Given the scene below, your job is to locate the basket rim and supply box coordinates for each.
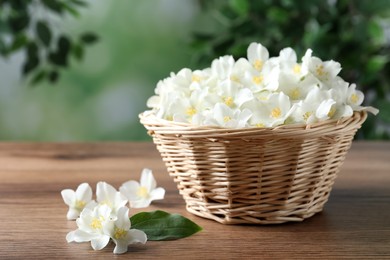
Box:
[139,110,367,136]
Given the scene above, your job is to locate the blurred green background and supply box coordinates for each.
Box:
[0,0,389,141]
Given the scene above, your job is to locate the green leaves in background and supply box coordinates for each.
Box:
[0,0,99,84]
[130,210,202,241]
[193,0,390,139]
[36,21,52,47]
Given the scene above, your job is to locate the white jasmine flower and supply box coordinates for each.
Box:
[120,168,165,208]
[229,58,252,85]
[316,99,337,120]
[247,42,269,71]
[291,87,331,124]
[96,182,128,214]
[61,183,97,220]
[307,56,342,83]
[211,55,235,80]
[216,80,254,108]
[244,92,293,127]
[66,204,114,251]
[346,83,364,108]
[278,73,319,101]
[109,207,147,254]
[205,103,252,128]
[146,42,377,127]
[243,62,280,92]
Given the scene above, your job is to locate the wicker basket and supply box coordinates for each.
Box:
[140,111,367,224]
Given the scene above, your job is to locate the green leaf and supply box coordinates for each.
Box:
[58,35,71,53]
[130,210,202,241]
[72,44,84,60]
[49,36,71,67]
[8,13,30,33]
[80,32,99,44]
[36,21,52,47]
[48,70,59,83]
[63,4,80,17]
[30,70,47,85]
[229,0,249,17]
[41,0,64,14]
[366,55,388,74]
[376,99,390,123]
[23,55,39,75]
[10,33,28,52]
[70,0,88,7]
[27,41,38,57]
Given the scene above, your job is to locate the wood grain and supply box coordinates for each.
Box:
[0,142,389,259]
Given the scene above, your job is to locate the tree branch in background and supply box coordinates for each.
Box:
[0,0,99,84]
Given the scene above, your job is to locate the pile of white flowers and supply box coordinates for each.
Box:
[147,42,378,128]
[62,169,165,254]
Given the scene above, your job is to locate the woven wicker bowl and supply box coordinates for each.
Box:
[140,111,367,224]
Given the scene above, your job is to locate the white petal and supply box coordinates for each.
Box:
[130,199,151,209]
[97,204,113,220]
[120,181,141,201]
[75,183,93,202]
[114,192,128,211]
[354,106,379,115]
[61,189,75,206]
[96,182,117,204]
[113,240,129,254]
[146,95,160,108]
[324,60,341,79]
[85,200,98,210]
[91,235,110,250]
[66,208,80,220]
[127,229,147,244]
[140,168,157,191]
[247,42,269,64]
[316,99,335,120]
[279,47,297,63]
[150,187,165,201]
[115,207,131,230]
[67,229,97,243]
[235,88,254,107]
[66,230,76,242]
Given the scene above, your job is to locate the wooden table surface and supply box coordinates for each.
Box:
[0,142,389,259]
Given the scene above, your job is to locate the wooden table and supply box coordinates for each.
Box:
[0,142,389,259]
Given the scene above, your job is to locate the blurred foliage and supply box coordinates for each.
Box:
[0,1,196,141]
[192,0,390,139]
[0,0,98,84]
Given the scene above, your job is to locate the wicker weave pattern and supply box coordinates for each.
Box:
[140,111,367,224]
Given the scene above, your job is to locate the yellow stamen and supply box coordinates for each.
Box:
[316,65,325,76]
[136,186,149,198]
[293,64,301,74]
[191,75,201,83]
[223,116,232,123]
[75,200,86,210]
[271,107,282,118]
[350,94,359,104]
[186,107,197,116]
[256,123,265,128]
[290,88,300,99]
[303,111,312,121]
[113,226,128,240]
[224,97,234,107]
[100,200,113,208]
[252,75,264,85]
[165,115,173,121]
[90,218,102,229]
[254,60,263,70]
[230,75,240,82]
[328,106,336,118]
